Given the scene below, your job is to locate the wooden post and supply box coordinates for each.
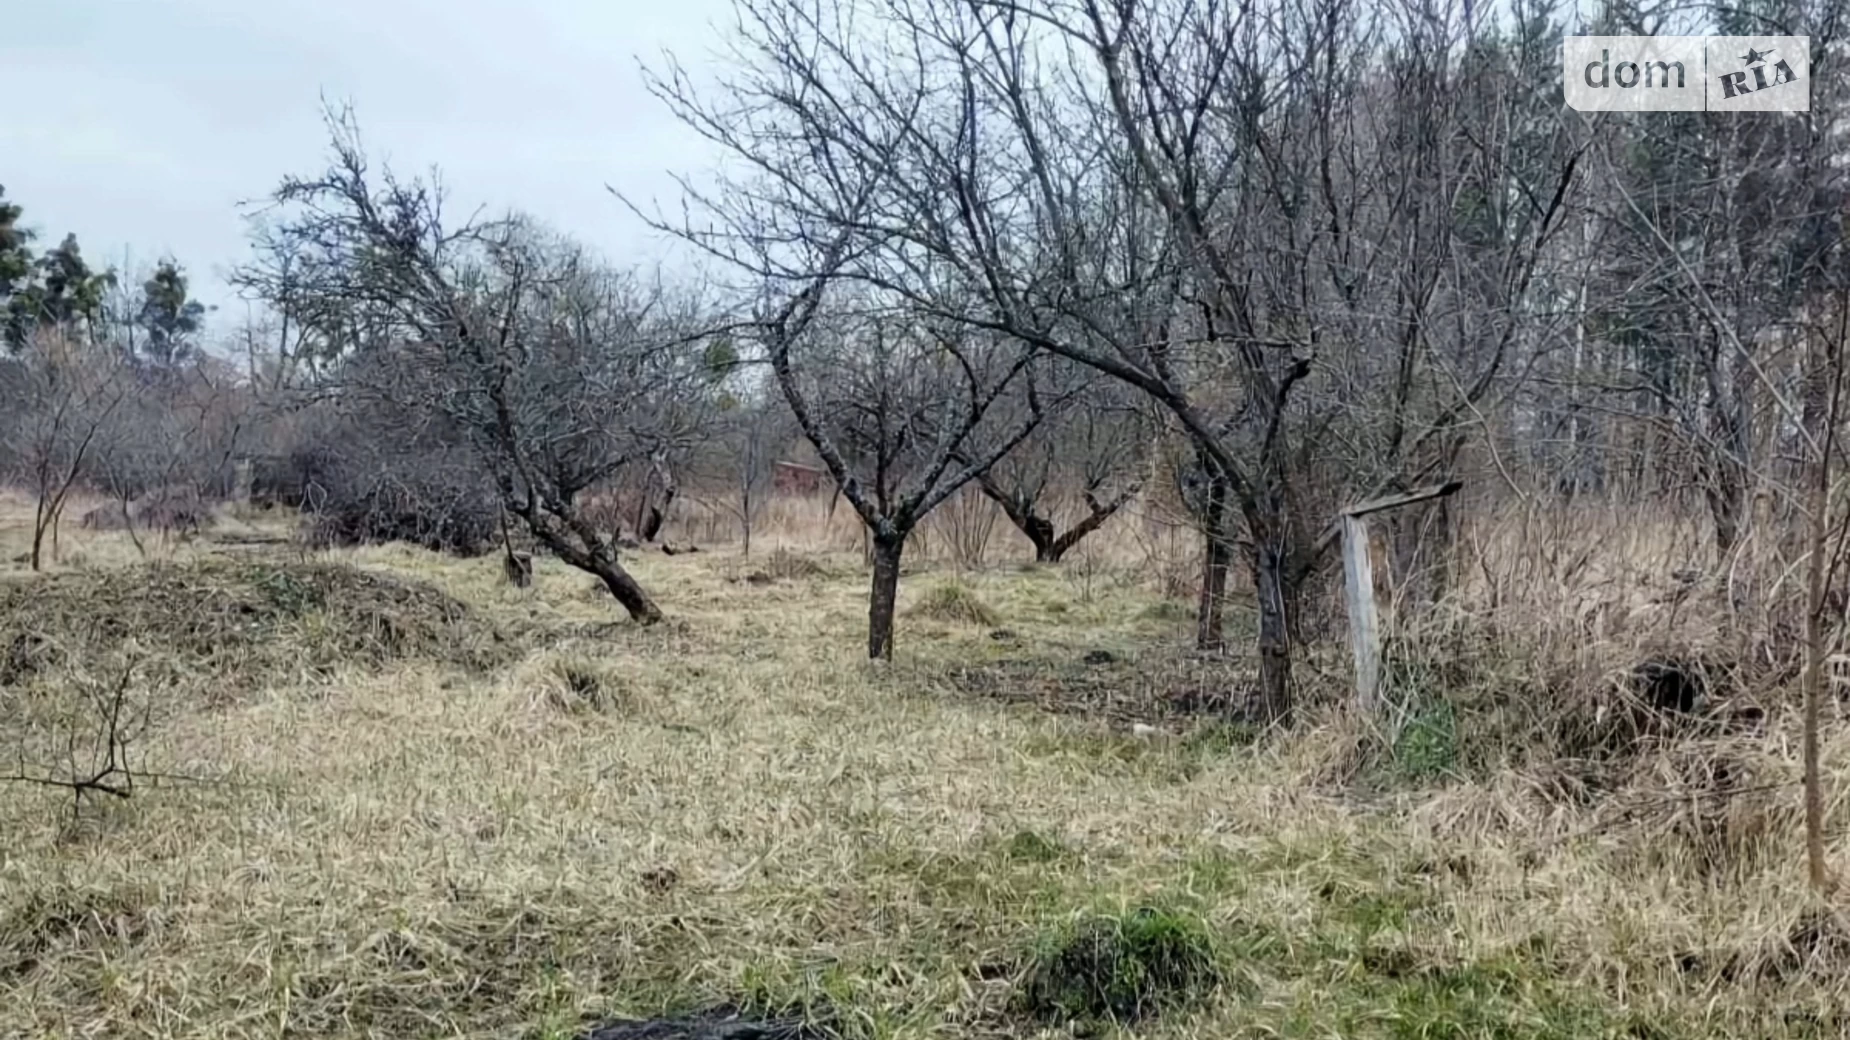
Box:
[1341,514,1381,712]
[504,550,533,588]
[1336,480,1462,712]
[232,457,254,507]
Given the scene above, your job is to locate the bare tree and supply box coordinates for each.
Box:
[706,382,795,556]
[768,302,1041,658]
[971,366,1148,563]
[2,660,149,810]
[90,359,249,554]
[242,110,712,624]
[647,0,1578,716]
[11,329,128,570]
[1800,294,1848,892]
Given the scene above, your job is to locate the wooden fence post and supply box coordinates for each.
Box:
[1333,480,1463,712]
[1341,513,1381,712]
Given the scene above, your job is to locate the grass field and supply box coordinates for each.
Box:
[4,495,1850,1039]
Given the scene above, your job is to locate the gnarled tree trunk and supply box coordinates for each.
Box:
[590,552,663,624]
[977,477,1138,564]
[867,533,904,660]
[517,501,664,625]
[1247,519,1293,724]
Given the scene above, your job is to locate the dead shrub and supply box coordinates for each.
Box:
[1604,738,1799,883]
[765,549,829,581]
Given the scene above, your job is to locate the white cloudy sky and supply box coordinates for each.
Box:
[1,0,733,318]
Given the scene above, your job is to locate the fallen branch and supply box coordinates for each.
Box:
[3,660,147,814]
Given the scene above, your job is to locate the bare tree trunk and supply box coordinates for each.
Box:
[29,515,49,572]
[31,483,76,572]
[1045,489,1139,563]
[1800,301,1846,893]
[1249,527,1294,723]
[1803,458,1831,893]
[1196,475,1230,651]
[641,503,667,543]
[868,533,904,660]
[118,493,147,559]
[1705,466,1748,558]
[1026,518,1057,562]
[974,478,1055,561]
[519,508,664,625]
[590,546,664,625]
[1046,518,1110,562]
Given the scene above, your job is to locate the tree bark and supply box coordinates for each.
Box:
[975,479,1056,561]
[118,493,147,559]
[978,478,1136,564]
[30,490,72,572]
[1799,300,1845,894]
[1196,475,1231,651]
[590,547,664,624]
[29,517,48,572]
[1045,488,1138,563]
[519,507,664,625]
[1248,519,1294,723]
[1025,516,1057,562]
[868,533,904,660]
[1705,467,1747,558]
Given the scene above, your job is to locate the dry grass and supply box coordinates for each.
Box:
[905,580,1000,628]
[3,492,1850,1038]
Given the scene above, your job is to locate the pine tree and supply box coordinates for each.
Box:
[137,259,206,364]
[6,233,114,348]
[0,186,36,350]
[0,185,32,299]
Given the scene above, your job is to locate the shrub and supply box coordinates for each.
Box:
[283,403,501,557]
[1018,906,1222,1023]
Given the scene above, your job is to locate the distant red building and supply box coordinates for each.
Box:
[772,461,829,496]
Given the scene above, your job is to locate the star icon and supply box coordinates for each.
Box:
[1742,46,1772,64]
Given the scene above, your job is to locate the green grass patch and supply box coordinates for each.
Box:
[1180,720,1263,759]
[1393,699,1460,781]
[1138,599,1193,623]
[1003,828,1069,864]
[1018,905,1224,1024]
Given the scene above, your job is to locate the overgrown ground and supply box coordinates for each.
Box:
[4,495,1850,1039]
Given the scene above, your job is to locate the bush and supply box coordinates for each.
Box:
[282,402,501,557]
[304,474,499,558]
[1019,906,1222,1023]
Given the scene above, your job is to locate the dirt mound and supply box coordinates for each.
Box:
[0,559,513,694]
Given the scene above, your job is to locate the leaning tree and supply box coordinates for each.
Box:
[243,110,712,623]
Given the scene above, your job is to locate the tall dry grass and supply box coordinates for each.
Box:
[4,488,1850,1037]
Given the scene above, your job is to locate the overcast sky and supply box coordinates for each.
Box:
[1,0,732,322]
